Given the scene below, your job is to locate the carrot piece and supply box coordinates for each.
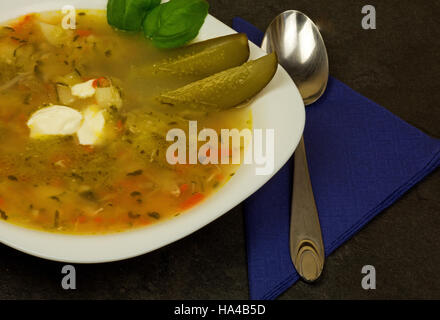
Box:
[139,219,151,226]
[13,14,33,33]
[94,217,103,223]
[82,145,95,153]
[116,119,124,131]
[92,77,111,88]
[76,29,92,37]
[180,193,205,210]
[179,183,189,193]
[215,174,224,181]
[0,197,4,206]
[77,216,87,224]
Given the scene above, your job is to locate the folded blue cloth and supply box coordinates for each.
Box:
[233,17,440,300]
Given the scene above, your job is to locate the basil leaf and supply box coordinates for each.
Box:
[107,0,161,31]
[143,0,209,49]
[143,5,161,38]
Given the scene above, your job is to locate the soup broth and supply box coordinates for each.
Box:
[0,10,251,234]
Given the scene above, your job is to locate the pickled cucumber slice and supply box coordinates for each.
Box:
[153,33,250,77]
[158,52,278,111]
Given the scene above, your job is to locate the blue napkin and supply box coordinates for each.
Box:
[233,17,440,300]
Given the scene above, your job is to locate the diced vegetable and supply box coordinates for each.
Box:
[180,193,205,210]
[76,29,92,37]
[92,77,111,88]
[56,83,76,105]
[179,183,189,193]
[55,72,83,86]
[12,14,34,33]
[116,119,124,131]
[96,86,123,109]
[38,22,72,47]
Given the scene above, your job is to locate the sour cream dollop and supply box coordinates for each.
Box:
[27,105,106,145]
[27,105,83,137]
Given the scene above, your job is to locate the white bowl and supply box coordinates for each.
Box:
[0,0,305,263]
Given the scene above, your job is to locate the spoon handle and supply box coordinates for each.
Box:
[290,136,325,281]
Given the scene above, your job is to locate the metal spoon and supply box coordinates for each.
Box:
[262,10,329,282]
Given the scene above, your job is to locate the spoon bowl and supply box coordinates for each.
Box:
[262,10,329,105]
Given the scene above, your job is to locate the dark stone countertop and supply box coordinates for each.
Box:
[1,0,439,300]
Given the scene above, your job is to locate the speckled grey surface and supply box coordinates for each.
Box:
[0,0,439,300]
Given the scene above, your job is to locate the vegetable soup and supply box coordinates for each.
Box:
[0,10,252,234]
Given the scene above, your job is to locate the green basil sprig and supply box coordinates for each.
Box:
[107,0,161,31]
[143,0,209,49]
